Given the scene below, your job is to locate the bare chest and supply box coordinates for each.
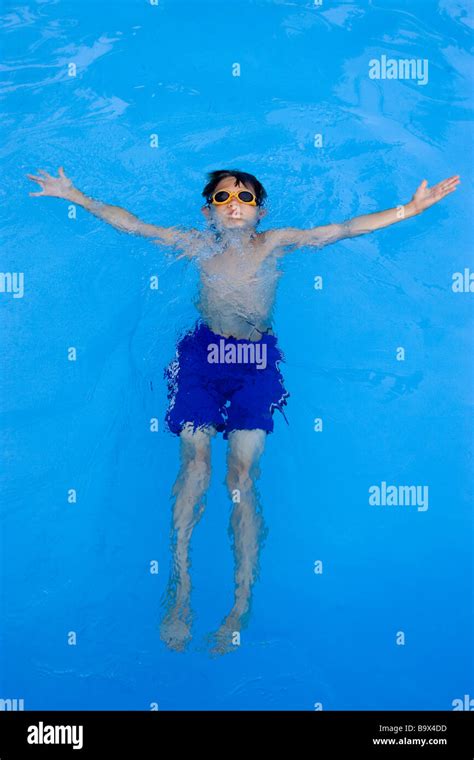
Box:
[198,237,276,284]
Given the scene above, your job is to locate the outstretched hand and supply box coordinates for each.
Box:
[26,166,75,198]
[410,174,460,214]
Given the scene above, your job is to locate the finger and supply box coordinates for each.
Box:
[415,179,428,194]
[432,178,458,193]
[58,166,66,177]
[435,186,457,200]
[434,176,460,191]
[38,169,53,179]
[26,174,45,182]
[437,182,459,197]
[29,191,45,196]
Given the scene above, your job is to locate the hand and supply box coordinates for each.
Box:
[410,174,460,214]
[26,166,75,199]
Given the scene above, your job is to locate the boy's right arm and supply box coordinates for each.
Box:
[26,167,199,255]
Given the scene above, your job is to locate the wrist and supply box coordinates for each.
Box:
[406,199,422,217]
[66,187,84,204]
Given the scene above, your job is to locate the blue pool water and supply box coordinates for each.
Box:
[1,0,473,710]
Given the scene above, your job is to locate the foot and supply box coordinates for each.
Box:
[159,602,193,652]
[206,612,245,657]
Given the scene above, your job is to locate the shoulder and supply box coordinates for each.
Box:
[258,224,345,254]
[256,228,302,256]
[151,226,204,258]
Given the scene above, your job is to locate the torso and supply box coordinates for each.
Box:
[188,230,283,341]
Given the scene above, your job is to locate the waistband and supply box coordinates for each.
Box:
[196,319,276,343]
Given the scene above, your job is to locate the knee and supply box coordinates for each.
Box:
[226,459,253,494]
[175,441,212,494]
[187,450,211,486]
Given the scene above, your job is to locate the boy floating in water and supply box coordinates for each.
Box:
[27,166,460,655]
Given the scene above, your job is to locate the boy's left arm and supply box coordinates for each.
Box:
[266,174,460,254]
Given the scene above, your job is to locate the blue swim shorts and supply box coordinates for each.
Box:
[164,320,290,439]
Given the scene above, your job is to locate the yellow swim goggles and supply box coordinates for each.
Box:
[210,189,257,206]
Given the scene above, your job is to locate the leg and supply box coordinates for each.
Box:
[208,428,268,655]
[160,423,216,651]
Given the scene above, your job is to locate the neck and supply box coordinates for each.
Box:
[212,226,257,246]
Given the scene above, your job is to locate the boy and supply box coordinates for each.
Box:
[27,166,460,655]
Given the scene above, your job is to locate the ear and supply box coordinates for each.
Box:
[201,205,210,219]
[258,208,268,220]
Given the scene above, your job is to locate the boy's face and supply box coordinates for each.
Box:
[201,176,267,232]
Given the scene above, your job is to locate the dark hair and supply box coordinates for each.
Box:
[202,169,267,207]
